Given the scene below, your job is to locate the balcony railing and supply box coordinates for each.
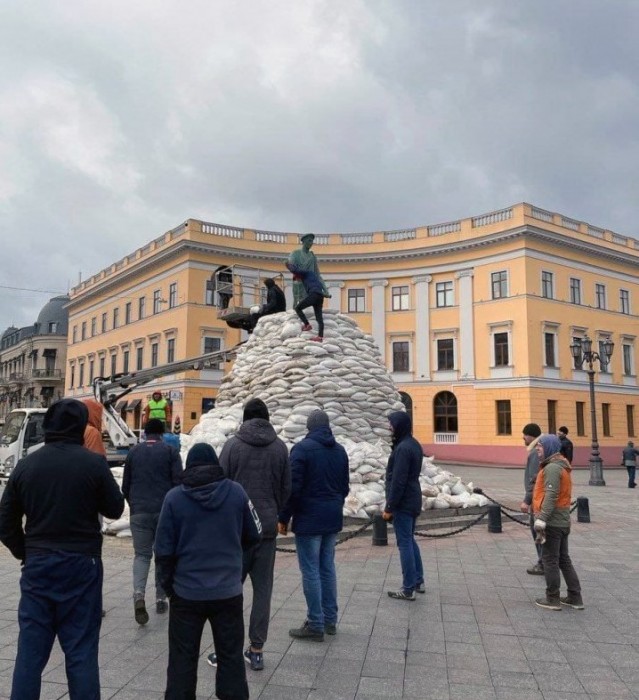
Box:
[31,369,62,379]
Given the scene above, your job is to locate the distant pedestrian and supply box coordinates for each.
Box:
[0,399,124,700]
[532,434,584,611]
[279,410,349,641]
[622,441,639,488]
[557,426,574,463]
[122,418,182,624]
[383,411,425,601]
[520,423,544,575]
[155,442,262,700]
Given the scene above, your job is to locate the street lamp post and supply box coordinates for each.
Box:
[570,335,614,486]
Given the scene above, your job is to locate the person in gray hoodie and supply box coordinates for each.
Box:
[207,398,290,671]
[520,423,543,575]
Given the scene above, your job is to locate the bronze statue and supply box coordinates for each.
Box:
[287,234,329,305]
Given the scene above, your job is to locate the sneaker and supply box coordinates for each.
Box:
[560,596,585,610]
[134,598,149,625]
[206,653,217,667]
[324,622,337,635]
[415,582,426,594]
[310,336,323,342]
[156,599,168,614]
[388,589,416,601]
[244,647,264,671]
[535,597,562,611]
[289,621,324,642]
[301,324,313,332]
[527,563,545,575]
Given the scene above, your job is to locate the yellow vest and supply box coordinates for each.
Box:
[148,397,168,419]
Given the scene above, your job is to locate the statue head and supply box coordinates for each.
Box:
[300,233,315,251]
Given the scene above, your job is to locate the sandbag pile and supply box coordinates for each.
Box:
[103,467,132,537]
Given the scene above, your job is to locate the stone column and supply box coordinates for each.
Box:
[413,275,432,380]
[456,269,475,379]
[369,279,388,362]
[326,281,345,312]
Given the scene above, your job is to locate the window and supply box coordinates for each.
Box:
[434,391,458,433]
[81,322,86,341]
[113,307,120,329]
[392,341,409,372]
[596,284,606,310]
[602,403,611,437]
[496,400,512,435]
[205,277,215,306]
[391,285,409,311]
[78,364,84,388]
[101,313,107,333]
[89,360,94,385]
[91,317,96,337]
[167,338,175,363]
[99,356,105,378]
[125,302,132,325]
[576,402,585,436]
[547,400,557,434]
[620,289,630,315]
[136,346,143,370]
[151,343,159,367]
[110,354,117,376]
[138,296,146,320]
[623,344,633,376]
[627,405,635,438]
[169,283,177,309]
[69,364,75,388]
[72,325,77,343]
[598,340,610,372]
[436,281,453,307]
[494,332,509,367]
[347,289,365,313]
[122,350,129,374]
[570,278,581,305]
[541,271,554,299]
[204,337,221,369]
[153,290,162,314]
[544,332,556,367]
[491,271,508,299]
[48,321,58,333]
[437,339,454,371]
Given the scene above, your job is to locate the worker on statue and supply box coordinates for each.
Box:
[287,234,329,306]
[144,391,171,432]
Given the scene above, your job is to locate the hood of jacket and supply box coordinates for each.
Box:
[306,425,336,447]
[82,399,103,431]
[236,418,278,447]
[389,411,412,447]
[540,453,572,472]
[43,398,88,444]
[180,464,233,510]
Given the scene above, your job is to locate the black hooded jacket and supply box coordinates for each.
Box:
[0,399,124,560]
[385,412,424,516]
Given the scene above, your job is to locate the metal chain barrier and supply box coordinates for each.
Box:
[413,511,488,538]
[276,518,374,554]
[472,487,521,513]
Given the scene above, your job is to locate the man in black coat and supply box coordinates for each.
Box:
[249,278,286,333]
[382,411,425,601]
[0,399,124,700]
[557,426,574,463]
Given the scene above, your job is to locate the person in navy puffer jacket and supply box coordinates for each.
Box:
[383,411,425,601]
[155,443,261,700]
[278,410,349,641]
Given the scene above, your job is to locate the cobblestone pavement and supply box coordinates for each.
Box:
[1,465,638,699]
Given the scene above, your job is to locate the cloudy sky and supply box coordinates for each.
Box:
[1,0,638,330]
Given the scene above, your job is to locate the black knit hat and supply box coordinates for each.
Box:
[145,418,165,435]
[243,398,269,422]
[522,423,541,438]
[307,410,330,431]
[186,443,219,469]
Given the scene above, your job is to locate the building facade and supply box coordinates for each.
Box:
[66,204,639,465]
[0,295,69,420]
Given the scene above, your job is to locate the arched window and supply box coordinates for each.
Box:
[434,391,458,433]
[399,391,413,423]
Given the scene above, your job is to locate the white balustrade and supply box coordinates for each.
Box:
[471,208,513,227]
[428,221,461,236]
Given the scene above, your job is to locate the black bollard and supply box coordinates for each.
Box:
[576,497,590,523]
[372,515,388,546]
[487,504,502,533]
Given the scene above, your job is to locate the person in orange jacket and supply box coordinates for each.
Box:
[82,399,106,456]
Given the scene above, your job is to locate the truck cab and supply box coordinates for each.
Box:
[0,408,47,478]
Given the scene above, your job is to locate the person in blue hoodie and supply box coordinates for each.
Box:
[155,442,261,700]
[278,410,350,641]
[286,261,329,342]
[383,411,425,601]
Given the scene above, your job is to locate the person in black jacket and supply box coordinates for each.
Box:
[557,426,574,463]
[382,411,425,601]
[122,418,183,625]
[155,443,261,700]
[621,441,639,488]
[248,278,286,333]
[207,398,289,671]
[0,398,124,700]
[278,410,349,641]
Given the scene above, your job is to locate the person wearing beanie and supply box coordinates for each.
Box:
[206,396,289,671]
[278,410,349,641]
[621,440,639,488]
[0,399,124,699]
[556,426,574,463]
[532,434,583,611]
[383,412,425,601]
[155,442,261,700]
[521,422,544,575]
[122,414,183,625]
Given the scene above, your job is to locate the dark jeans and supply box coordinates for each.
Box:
[626,465,636,487]
[294,292,325,337]
[295,533,338,630]
[166,594,247,700]
[12,551,103,700]
[392,511,424,592]
[243,537,277,648]
[530,514,543,565]
[541,526,582,602]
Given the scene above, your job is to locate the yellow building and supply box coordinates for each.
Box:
[66,204,639,465]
